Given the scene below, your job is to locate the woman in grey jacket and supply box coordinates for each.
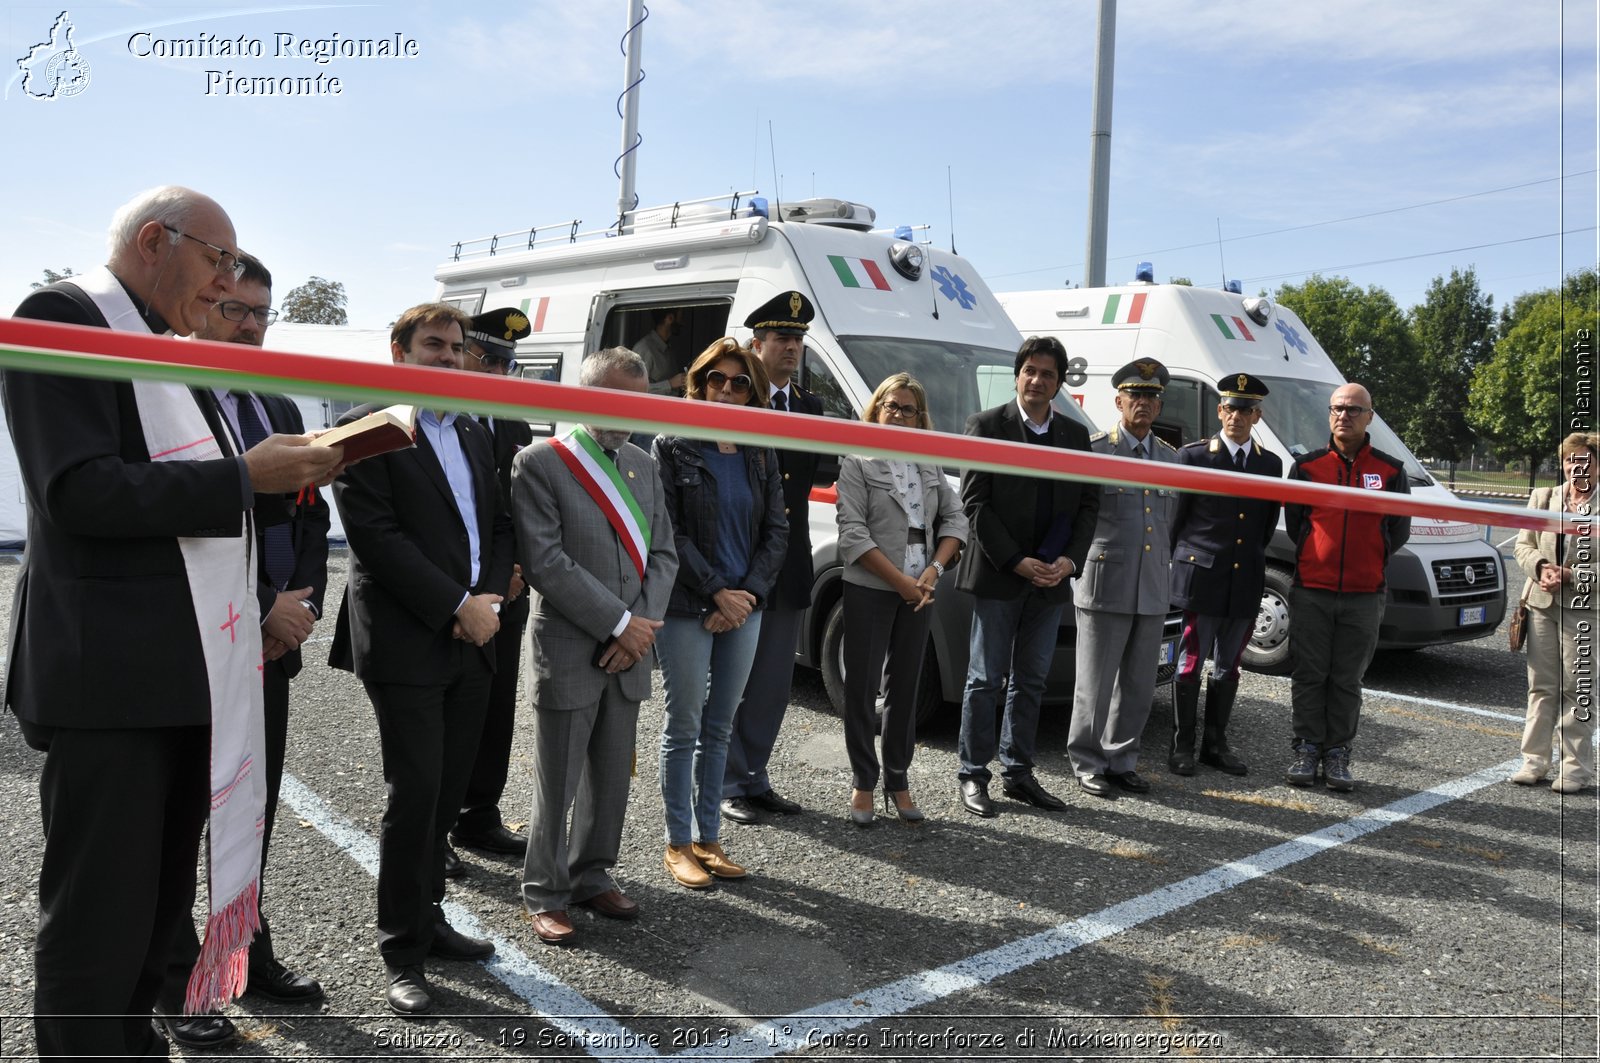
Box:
[836,374,967,825]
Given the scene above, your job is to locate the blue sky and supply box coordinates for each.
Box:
[2,1,1594,329]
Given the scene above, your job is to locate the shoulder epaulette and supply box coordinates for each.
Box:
[1156,436,1177,452]
[1089,431,1109,444]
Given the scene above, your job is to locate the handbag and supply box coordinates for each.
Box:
[1508,582,1531,652]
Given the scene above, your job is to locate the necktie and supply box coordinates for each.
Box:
[604,449,619,465]
[233,393,296,590]
[771,390,787,412]
[479,415,495,442]
[1234,446,1247,471]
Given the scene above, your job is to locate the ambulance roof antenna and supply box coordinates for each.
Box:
[768,121,782,221]
[1216,217,1228,289]
[613,0,647,235]
[947,165,958,255]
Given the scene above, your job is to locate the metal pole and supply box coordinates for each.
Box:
[616,0,645,232]
[1084,0,1116,288]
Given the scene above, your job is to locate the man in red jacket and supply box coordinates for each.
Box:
[1284,382,1411,791]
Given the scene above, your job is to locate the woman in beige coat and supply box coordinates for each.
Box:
[836,374,968,825]
[1512,432,1598,793]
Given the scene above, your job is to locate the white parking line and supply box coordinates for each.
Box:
[1259,674,1523,723]
[277,774,654,1058]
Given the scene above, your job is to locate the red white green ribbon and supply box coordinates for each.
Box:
[549,426,650,579]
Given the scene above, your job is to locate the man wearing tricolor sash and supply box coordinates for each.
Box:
[4,186,345,1059]
[513,347,678,945]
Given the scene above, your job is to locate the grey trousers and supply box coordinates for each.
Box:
[1069,608,1166,775]
[1289,587,1384,749]
[521,678,640,914]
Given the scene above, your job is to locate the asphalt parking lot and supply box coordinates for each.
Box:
[1,526,1596,1061]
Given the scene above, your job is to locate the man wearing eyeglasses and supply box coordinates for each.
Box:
[5,186,345,1060]
[448,308,536,865]
[1283,382,1410,792]
[153,252,329,1050]
[1068,359,1178,801]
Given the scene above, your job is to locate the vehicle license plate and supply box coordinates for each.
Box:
[1458,606,1486,626]
[1159,640,1177,665]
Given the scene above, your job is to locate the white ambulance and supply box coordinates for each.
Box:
[998,278,1507,673]
[432,193,1180,719]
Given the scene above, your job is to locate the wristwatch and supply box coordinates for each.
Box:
[931,560,946,577]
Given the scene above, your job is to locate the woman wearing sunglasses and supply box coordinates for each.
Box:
[651,338,789,888]
[835,374,966,825]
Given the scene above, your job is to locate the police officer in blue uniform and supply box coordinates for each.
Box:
[1167,373,1283,775]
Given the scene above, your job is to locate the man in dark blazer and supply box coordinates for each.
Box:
[4,186,343,1060]
[448,307,537,863]
[157,254,330,1050]
[328,303,514,1017]
[722,291,825,824]
[955,336,1100,818]
[514,347,678,944]
[1167,374,1282,777]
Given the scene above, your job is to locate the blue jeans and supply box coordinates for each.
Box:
[657,614,763,845]
[957,591,1064,784]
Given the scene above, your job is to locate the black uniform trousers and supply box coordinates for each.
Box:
[454,612,526,837]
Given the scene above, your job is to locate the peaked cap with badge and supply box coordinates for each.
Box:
[1113,358,1169,393]
[1217,372,1269,408]
[468,306,533,354]
[743,290,814,336]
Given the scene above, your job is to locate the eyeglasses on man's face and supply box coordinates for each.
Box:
[216,300,278,326]
[1329,403,1370,418]
[880,401,922,420]
[706,369,752,395]
[163,225,245,281]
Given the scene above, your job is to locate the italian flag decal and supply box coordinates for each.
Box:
[1210,313,1256,341]
[518,296,551,332]
[1102,292,1146,324]
[828,255,892,291]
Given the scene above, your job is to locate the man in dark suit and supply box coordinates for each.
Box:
[1167,374,1283,777]
[722,291,824,824]
[955,335,1100,818]
[514,347,678,944]
[328,303,514,1016]
[157,253,330,1050]
[4,186,343,1060]
[447,307,536,865]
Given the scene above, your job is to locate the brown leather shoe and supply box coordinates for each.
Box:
[528,909,576,945]
[690,841,748,879]
[664,844,713,889]
[576,888,640,921]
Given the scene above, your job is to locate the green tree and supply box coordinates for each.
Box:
[1468,268,1599,487]
[30,267,76,289]
[281,276,348,325]
[1407,267,1496,471]
[1275,274,1423,439]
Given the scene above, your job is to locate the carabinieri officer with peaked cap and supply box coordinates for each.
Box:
[1166,373,1282,777]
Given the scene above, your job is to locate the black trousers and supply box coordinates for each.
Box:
[841,582,932,792]
[34,725,210,1061]
[159,659,292,1012]
[455,616,526,837]
[368,646,492,969]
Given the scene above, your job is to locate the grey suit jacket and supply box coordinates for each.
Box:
[836,455,968,592]
[512,438,679,711]
[1073,423,1179,616]
[1516,485,1591,611]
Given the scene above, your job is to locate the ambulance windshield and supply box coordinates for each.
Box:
[1257,376,1431,484]
[837,335,1098,437]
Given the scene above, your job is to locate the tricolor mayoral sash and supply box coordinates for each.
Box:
[548,426,652,579]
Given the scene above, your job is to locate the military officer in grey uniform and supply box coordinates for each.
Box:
[1068,359,1178,797]
[1167,374,1282,776]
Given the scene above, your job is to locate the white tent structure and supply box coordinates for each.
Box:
[0,323,394,546]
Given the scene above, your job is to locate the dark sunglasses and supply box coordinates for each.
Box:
[706,369,753,395]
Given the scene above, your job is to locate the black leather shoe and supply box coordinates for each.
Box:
[443,843,466,879]
[1078,774,1115,798]
[1001,774,1068,811]
[747,788,803,815]
[960,779,997,818]
[430,920,495,961]
[247,956,325,1003]
[153,1010,238,1050]
[720,796,760,824]
[450,824,527,855]
[386,967,432,1015]
[1108,770,1151,794]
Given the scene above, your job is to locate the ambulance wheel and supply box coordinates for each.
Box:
[1245,566,1295,675]
[820,597,945,728]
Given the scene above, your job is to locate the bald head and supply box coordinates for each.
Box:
[105,186,239,337]
[1328,382,1374,457]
